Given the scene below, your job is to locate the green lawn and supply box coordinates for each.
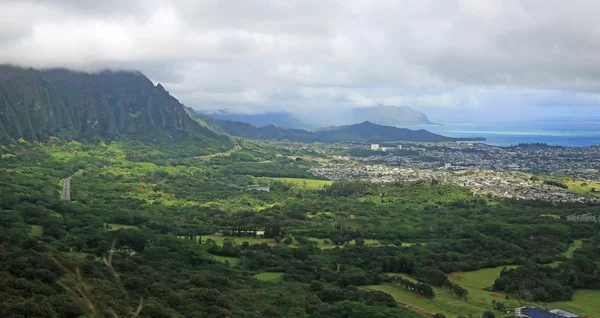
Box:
[564,180,600,197]
[106,223,140,231]
[540,214,560,219]
[365,283,512,318]
[566,239,583,258]
[253,272,284,282]
[447,265,518,290]
[551,290,600,318]
[30,225,43,236]
[211,255,240,266]
[273,177,332,189]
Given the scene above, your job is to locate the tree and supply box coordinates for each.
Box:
[355,238,365,246]
[433,314,446,318]
[481,310,495,318]
[493,301,505,311]
[283,237,293,245]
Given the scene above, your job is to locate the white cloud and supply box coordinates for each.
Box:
[1,0,600,119]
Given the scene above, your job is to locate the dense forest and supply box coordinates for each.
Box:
[1,137,599,317]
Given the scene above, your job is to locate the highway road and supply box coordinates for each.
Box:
[61,176,72,201]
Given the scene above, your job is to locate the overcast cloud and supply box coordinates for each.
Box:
[1,0,600,121]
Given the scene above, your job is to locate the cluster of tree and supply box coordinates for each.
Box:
[391,275,435,298]
[493,248,600,302]
[543,180,569,189]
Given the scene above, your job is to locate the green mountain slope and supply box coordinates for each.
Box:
[0,66,229,149]
[314,121,481,143]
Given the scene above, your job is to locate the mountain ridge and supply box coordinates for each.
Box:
[200,114,484,143]
[204,110,307,129]
[0,65,228,148]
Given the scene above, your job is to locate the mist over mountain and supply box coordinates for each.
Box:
[350,105,432,126]
[205,111,307,129]
[199,113,483,143]
[0,66,228,147]
[197,105,432,130]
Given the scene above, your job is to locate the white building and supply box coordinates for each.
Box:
[397,145,402,150]
[371,144,380,150]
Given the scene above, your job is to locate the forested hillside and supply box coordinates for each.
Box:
[1,139,598,317]
[0,66,230,151]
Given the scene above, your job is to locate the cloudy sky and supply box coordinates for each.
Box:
[1,0,600,122]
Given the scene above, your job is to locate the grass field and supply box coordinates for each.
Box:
[566,239,583,258]
[378,268,525,317]
[540,214,560,219]
[551,290,600,318]
[253,272,284,282]
[211,255,240,266]
[564,180,600,197]
[30,225,43,236]
[106,223,140,231]
[385,259,598,318]
[447,265,518,289]
[365,283,515,318]
[273,177,332,189]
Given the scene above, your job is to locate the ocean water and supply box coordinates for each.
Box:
[403,122,600,147]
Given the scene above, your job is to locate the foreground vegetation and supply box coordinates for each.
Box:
[1,138,599,317]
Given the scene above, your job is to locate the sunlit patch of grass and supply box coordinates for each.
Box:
[448,265,518,290]
[566,239,583,258]
[30,225,43,236]
[272,177,332,189]
[105,223,139,231]
[211,255,240,266]
[253,272,284,281]
[540,214,560,219]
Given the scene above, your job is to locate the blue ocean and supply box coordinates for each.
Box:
[404,122,600,147]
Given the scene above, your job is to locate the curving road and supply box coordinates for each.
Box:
[61,176,72,201]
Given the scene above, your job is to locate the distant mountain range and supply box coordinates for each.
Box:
[197,114,484,143]
[200,105,432,129]
[0,65,229,147]
[0,65,480,146]
[206,111,306,129]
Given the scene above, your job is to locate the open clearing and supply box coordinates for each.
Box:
[253,272,284,282]
[30,225,43,236]
[566,239,583,258]
[448,265,518,289]
[387,259,597,318]
[540,214,560,219]
[211,255,240,266]
[564,180,600,197]
[106,223,140,231]
[365,283,511,318]
[551,290,600,318]
[272,177,332,189]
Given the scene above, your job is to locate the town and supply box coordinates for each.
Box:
[305,142,600,204]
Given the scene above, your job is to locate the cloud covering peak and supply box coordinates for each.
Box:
[1,0,600,121]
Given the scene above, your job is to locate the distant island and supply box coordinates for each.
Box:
[350,105,432,126]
